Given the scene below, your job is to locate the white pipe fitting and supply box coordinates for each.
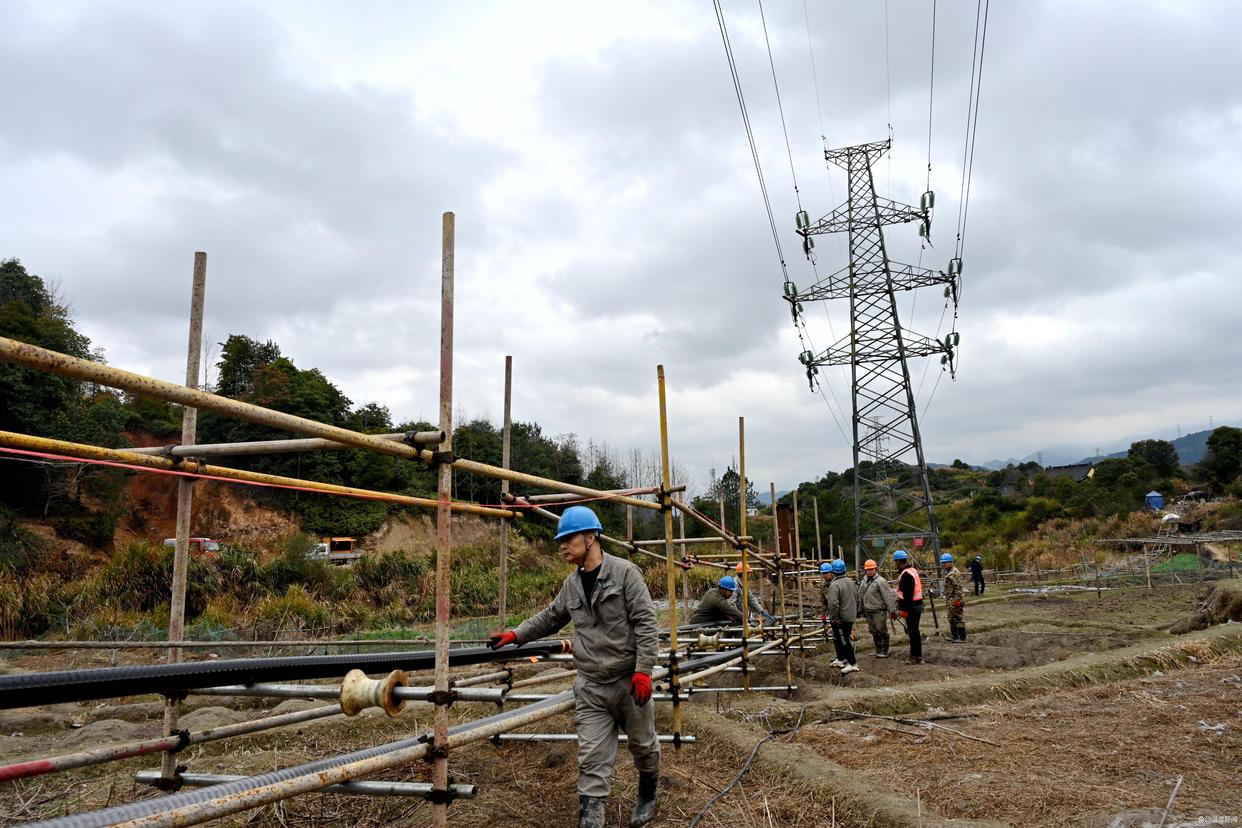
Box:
[340,669,408,717]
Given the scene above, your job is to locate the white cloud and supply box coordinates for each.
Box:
[2,0,1240,493]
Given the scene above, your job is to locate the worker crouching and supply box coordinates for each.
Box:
[489,506,659,828]
[691,575,744,626]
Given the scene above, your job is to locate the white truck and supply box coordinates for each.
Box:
[306,537,362,565]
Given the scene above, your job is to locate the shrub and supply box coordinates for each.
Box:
[54,508,119,549]
[94,541,222,616]
[354,549,428,600]
[255,585,331,632]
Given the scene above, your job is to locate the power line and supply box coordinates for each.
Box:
[954,0,985,259]
[712,0,789,277]
[958,0,991,261]
[758,0,802,209]
[925,0,937,193]
[801,0,826,142]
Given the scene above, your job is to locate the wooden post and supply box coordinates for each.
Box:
[813,497,822,562]
[432,212,455,827]
[656,365,681,744]
[738,417,749,691]
[679,510,691,622]
[498,355,512,627]
[161,251,207,783]
[792,490,805,674]
[770,485,793,696]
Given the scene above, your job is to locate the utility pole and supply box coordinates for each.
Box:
[790,139,959,565]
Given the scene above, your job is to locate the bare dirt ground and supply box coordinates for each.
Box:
[1,581,1238,827]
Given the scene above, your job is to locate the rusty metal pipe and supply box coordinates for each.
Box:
[0,704,342,783]
[126,431,443,458]
[51,692,580,828]
[0,431,516,519]
[0,336,659,510]
[134,772,479,799]
[519,486,667,504]
[492,733,694,744]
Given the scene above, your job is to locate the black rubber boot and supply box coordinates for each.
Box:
[876,635,890,658]
[579,795,607,828]
[630,772,658,827]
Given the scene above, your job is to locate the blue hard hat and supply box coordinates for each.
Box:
[892,549,909,562]
[939,553,954,564]
[719,575,738,591]
[831,559,847,575]
[555,505,604,540]
[820,562,833,573]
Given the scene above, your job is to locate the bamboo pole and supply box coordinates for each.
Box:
[771,484,793,695]
[679,509,691,621]
[656,365,682,744]
[498,355,513,627]
[792,489,805,674]
[813,497,822,562]
[738,416,750,692]
[162,250,206,784]
[432,211,454,826]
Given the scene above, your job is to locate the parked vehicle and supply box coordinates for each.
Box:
[306,537,362,566]
[161,537,222,561]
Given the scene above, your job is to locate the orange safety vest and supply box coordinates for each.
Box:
[901,567,923,602]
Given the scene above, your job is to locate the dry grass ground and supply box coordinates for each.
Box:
[0,581,1238,826]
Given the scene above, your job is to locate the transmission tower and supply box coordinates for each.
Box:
[786,139,960,567]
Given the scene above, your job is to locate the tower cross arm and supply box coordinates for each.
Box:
[788,262,953,303]
[801,198,925,237]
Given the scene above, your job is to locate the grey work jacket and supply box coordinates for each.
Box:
[691,588,744,625]
[514,552,658,683]
[732,583,766,617]
[859,574,898,614]
[825,577,859,623]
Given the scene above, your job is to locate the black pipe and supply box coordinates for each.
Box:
[0,641,568,709]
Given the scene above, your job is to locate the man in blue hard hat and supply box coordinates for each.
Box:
[821,559,860,674]
[893,550,925,664]
[488,505,659,828]
[941,552,967,642]
[691,575,745,625]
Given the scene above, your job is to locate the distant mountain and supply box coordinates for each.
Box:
[951,419,1238,471]
[756,489,790,506]
[1074,427,1215,467]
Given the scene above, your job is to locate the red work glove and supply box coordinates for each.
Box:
[900,611,908,619]
[820,614,828,623]
[953,599,963,610]
[487,630,517,650]
[889,612,899,620]
[629,672,652,706]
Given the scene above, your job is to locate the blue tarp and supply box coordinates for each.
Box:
[1145,491,1165,510]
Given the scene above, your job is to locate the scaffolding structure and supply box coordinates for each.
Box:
[0,213,828,826]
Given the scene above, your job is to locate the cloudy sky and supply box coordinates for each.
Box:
[3,0,1241,491]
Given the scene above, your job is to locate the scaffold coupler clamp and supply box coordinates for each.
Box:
[153,763,188,792]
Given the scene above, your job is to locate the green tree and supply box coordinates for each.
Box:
[1199,426,1242,489]
[1128,439,1180,477]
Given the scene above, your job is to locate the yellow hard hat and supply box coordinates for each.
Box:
[864,559,877,571]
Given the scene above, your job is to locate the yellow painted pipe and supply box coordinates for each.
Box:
[0,337,658,511]
[0,431,517,519]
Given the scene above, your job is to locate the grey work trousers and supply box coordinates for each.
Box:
[574,673,660,798]
[864,610,888,640]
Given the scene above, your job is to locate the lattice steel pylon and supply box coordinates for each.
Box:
[788,139,960,567]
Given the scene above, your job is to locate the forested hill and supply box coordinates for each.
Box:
[0,258,688,551]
